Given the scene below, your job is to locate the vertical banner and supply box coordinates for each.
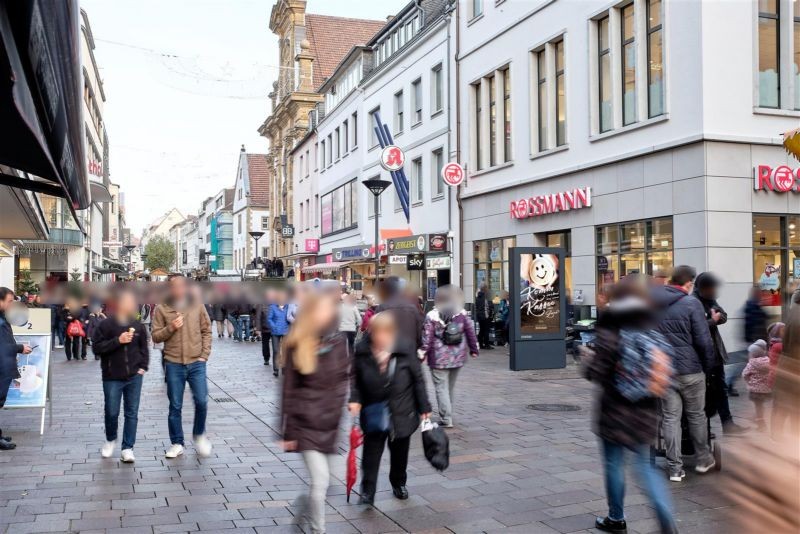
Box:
[510,247,566,370]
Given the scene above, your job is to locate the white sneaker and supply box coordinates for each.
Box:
[194,435,212,457]
[100,441,115,458]
[120,449,135,463]
[165,444,184,458]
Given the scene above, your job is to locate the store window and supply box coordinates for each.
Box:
[596,217,673,295]
[545,231,572,300]
[473,237,516,300]
[753,214,800,324]
[321,179,358,237]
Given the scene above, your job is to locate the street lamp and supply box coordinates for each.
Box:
[362,177,392,289]
[124,245,136,276]
[248,231,265,271]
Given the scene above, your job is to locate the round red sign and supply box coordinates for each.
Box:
[441,162,465,187]
[380,145,405,171]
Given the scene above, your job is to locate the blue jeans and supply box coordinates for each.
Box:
[227,314,241,340]
[601,439,675,531]
[103,374,144,450]
[239,315,251,339]
[165,361,208,445]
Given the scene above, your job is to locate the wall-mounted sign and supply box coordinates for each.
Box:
[754,165,800,192]
[88,159,103,177]
[333,246,372,261]
[388,234,426,254]
[102,241,123,248]
[510,186,592,219]
[597,256,609,272]
[426,256,451,270]
[428,233,448,252]
[441,162,465,186]
[380,145,405,171]
[389,255,407,265]
[407,254,425,270]
[304,239,319,253]
[281,225,295,237]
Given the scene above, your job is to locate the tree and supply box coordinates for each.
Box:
[16,269,38,294]
[144,235,175,272]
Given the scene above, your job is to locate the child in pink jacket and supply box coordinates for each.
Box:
[742,340,772,431]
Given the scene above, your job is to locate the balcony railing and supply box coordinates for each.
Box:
[45,228,84,246]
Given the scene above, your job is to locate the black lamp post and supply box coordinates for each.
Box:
[362,178,392,288]
[124,245,136,275]
[248,231,265,270]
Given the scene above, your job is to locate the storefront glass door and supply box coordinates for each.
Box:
[753,214,800,324]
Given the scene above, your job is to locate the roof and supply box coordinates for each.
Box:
[304,14,384,90]
[245,154,270,208]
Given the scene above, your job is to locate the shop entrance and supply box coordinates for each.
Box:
[753,214,800,324]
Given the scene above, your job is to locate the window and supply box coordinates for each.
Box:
[647,0,664,117]
[412,78,422,124]
[432,148,444,198]
[320,140,326,168]
[411,157,423,203]
[238,188,243,200]
[314,194,319,226]
[474,83,482,170]
[368,108,379,147]
[305,199,310,230]
[555,40,566,146]
[352,111,358,147]
[596,217,673,295]
[503,68,511,160]
[343,120,349,153]
[545,231,572,297]
[598,16,612,133]
[431,64,443,113]
[314,142,319,170]
[473,67,511,169]
[261,216,269,230]
[753,214,800,325]
[536,50,547,151]
[298,204,304,233]
[320,179,358,236]
[327,134,333,166]
[299,155,304,179]
[621,4,636,125]
[305,150,310,177]
[471,0,483,19]
[489,75,497,167]
[473,237,516,299]
[394,91,404,134]
[237,214,242,234]
[759,0,780,108]
[334,128,340,160]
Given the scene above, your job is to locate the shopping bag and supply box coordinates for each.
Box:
[421,419,449,471]
[67,320,86,338]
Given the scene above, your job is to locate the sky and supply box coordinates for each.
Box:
[81,0,407,236]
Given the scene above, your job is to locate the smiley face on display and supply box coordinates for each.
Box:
[529,254,558,289]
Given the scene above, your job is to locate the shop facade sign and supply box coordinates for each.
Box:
[102,241,123,248]
[333,246,372,261]
[380,145,405,171]
[441,162,465,186]
[304,239,319,253]
[389,255,407,265]
[388,234,426,254]
[509,186,592,219]
[281,225,295,237]
[407,254,425,270]
[426,256,451,270]
[754,165,800,191]
[428,233,448,252]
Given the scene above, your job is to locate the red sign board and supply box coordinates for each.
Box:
[304,239,319,253]
[755,165,800,191]
[441,162,464,186]
[380,145,405,171]
[510,187,592,219]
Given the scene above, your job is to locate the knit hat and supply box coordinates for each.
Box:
[767,322,785,339]
[748,339,767,358]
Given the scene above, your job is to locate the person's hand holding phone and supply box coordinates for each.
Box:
[21,344,32,354]
[118,331,134,344]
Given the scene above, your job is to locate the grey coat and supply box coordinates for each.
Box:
[651,285,715,375]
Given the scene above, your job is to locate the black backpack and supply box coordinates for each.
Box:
[442,318,464,345]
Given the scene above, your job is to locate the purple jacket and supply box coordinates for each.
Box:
[420,310,479,369]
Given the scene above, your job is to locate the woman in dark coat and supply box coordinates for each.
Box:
[584,278,677,534]
[281,291,349,534]
[349,311,431,505]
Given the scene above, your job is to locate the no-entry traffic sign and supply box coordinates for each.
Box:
[441,162,465,186]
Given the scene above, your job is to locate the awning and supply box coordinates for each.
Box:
[301,261,349,274]
[0,1,90,212]
[380,228,413,240]
[783,127,800,160]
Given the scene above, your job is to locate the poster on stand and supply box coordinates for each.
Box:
[511,248,565,340]
[5,336,50,409]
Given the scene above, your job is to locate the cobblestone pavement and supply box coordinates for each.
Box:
[0,337,749,533]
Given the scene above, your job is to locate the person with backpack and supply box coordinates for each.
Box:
[63,299,87,361]
[420,286,479,428]
[584,277,677,534]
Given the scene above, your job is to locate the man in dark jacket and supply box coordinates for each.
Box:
[0,288,32,450]
[474,284,493,350]
[92,290,149,463]
[377,277,424,351]
[255,289,273,368]
[693,273,747,434]
[651,265,716,481]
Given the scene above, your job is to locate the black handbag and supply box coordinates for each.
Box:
[361,358,396,434]
[421,419,450,471]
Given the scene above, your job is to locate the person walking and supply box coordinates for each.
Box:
[693,272,747,434]
[63,299,86,361]
[585,278,677,534]
[255,289,273,367]
[360,295,378,333]
[86,305,107,360]
[349,312,431,504]
[92,290,149,463]
[281,291,349,534]
[651,265,717,481]
[743,286,767,343]
[475,284,493,350]
[267,291,291,378]
[152,274,213,459]
[494,291,510,347]
[0,288,32,450]
[210,301,226,338]
[376,277,424,351]
[420,286,479,428]
[339,294,361,352]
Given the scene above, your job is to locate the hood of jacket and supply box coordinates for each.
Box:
[426,308,468,325]
[651,285,688,308]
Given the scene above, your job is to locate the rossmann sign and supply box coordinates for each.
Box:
[755,165,800,191]
[510,186,592,219]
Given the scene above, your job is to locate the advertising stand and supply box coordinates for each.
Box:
[8,309,52,434]
[509,247,566,370]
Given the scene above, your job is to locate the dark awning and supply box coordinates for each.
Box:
[0,0,90,211]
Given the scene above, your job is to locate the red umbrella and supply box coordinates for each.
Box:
[346,424,363,502]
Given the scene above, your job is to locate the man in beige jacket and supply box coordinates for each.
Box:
[152,274,213,458]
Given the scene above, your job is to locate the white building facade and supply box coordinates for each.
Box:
[232,149,271,271]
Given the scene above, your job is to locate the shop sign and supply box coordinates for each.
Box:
[380,145,405,171]
[388,234,426,253]
[428,233,448,252]
[389,255,407,265]
[426,256,451,270]
[333,246,372,261]
[281,225,295,237]
[102,241,123,248]
[510,186,592,219]
[304,239,319,253]
[754,165,800,192]
[597,256,609,272]
[441,162,465,186]
[407,254,425,270]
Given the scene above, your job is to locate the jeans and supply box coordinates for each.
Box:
[261,332,273,366]
[300,450,334,534]
[662,372,712,471]
[227,314,241,340]
[724,362,746,391]
[361,433,410,497]
[103,374,144,450]
[601,439,676,531]
[430,367,460,425]
[271,335,284,374]
[165,361,208,445]
[708,365,732,424]
[55,322,65,346]
[239,315,251,340]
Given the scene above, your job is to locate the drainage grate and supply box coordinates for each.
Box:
[213,397,235,403]
[527,403,581,412]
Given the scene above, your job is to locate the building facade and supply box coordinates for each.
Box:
[231,148,271,271]
[456,0,800,352]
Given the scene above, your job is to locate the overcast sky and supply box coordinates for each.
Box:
[81,0,406,236]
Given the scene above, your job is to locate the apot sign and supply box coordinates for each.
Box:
[754,165,800,192]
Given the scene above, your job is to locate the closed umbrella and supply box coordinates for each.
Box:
[346,424,363,503]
